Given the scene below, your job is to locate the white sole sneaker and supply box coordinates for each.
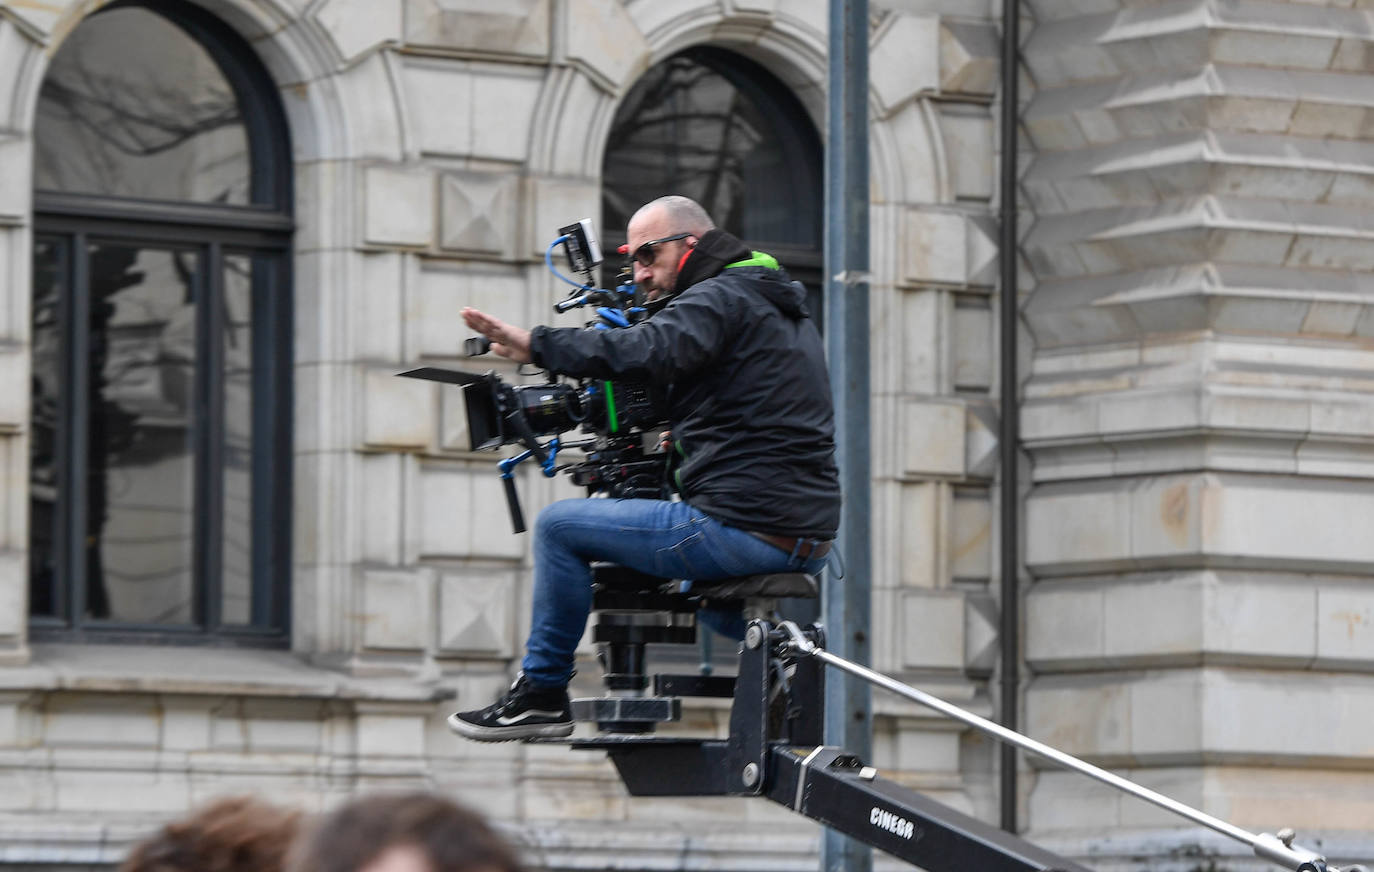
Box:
[446,711,574,743]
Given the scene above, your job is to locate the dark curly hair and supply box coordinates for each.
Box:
[120,796,302,872]
[289,792,526,872]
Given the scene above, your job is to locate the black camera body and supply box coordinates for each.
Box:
[461,369,666,498]
[399,220,668,531]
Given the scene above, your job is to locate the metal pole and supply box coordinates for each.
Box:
[998,0,1023,837]
[781,623,1330,872]
[823,1,871,871]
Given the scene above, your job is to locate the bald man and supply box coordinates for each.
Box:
[450,195,840,742]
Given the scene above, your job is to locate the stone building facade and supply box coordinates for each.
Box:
[0,0,1368,870]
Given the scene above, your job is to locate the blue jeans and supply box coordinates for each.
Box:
[523,498,830,689]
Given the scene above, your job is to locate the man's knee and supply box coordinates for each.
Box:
[534,498,587,541]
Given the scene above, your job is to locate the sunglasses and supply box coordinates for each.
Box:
[619,233,691,267]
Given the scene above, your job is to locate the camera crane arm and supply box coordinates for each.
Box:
[555,618,1349,872]
[774,621,1335,872]
[557,619,1091,872]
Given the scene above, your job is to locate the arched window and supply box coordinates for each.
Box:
[601,47,822,306]
[601,47,824,636]
[29,0,293,643]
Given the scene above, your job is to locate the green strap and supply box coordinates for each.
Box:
[724,250,779,270]
[603,381,619,433]
[672,439,686,492]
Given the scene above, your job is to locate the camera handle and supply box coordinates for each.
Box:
[497,465,526,533]
[495,438,562,534]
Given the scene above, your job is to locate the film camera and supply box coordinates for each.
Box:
[399,220,669,532]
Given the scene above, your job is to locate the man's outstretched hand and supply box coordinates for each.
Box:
[462,307,533,364]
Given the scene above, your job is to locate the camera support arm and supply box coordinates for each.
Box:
[776,622,1335,872]
[557,619,1091,872]
[564,619,1347,872]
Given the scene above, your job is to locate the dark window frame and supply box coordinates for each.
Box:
[28,0,294,647]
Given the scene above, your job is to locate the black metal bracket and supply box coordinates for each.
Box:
[544,619,1092,872]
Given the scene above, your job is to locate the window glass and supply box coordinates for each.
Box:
[30,2,292,644]
[34,7,251,205]
[221,253,254,625]
[87,243,199,624]
[602,49,821,247]
[29,237,64,619]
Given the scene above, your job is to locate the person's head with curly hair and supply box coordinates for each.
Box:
[120,796,303,872]
[289,792,525,872]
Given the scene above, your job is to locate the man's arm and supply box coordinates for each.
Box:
[532,287,735,382]
[462,307,532,364]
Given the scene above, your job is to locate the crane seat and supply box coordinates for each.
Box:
[579,565,821,733]
[687,572,818,602]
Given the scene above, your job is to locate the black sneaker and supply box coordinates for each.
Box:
[447,674,573,742]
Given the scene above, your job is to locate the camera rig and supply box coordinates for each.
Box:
[397,221,1354,872]
[399,220,669,532]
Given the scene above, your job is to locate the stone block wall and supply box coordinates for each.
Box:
[0,0,1013,868]
[3,0,1368,869]
[1019,0,1374,868]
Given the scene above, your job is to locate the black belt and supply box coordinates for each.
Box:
[749,532,832,560]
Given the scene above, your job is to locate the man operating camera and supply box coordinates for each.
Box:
[449,195,841,742]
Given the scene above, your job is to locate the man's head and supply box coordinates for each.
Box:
[289,792,525,872]
[120,796,301,872]
[625,195,715,301]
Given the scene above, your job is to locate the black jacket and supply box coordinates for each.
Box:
[530,229,841,538]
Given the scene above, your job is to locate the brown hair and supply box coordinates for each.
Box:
[120,796,302,872]
[290,792,526,872]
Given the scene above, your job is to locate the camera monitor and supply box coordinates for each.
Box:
[559,218,602,274]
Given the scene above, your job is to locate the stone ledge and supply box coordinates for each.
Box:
[0,644,453,703]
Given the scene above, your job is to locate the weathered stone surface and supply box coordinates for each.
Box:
[413,463,525,560]
[363,164,434,247]
[869,13,939,115]
[1028,668,1374,766]
[1028,473,1374,575]
[939,20,999,95]
[403,0,550,58]
[950,490,991,581]
[901,209,967,285]
[316,0,403,62]
[0,136,27,220]
[952,302,992,390]
[963,590,998,673]
[0,554,23,641]
[1027,571,1323,671]
[359,453,404,564]
[900,288,943,394]
[564,0,649,87]
[899,482,942,589]
[525,177,601,261]
[411,265,526,359]
[403,60,543,161]
[362,367,433,450]
[350,253,406,363]
[941,108,995,201]
[360,569,431,651]
[902,399,966,476]
[0,346,23,433]
[356,705,428,756]
[437,569,516,657]
[341,54,408,161]
[438,170,519,256]
[900,589,966,670]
